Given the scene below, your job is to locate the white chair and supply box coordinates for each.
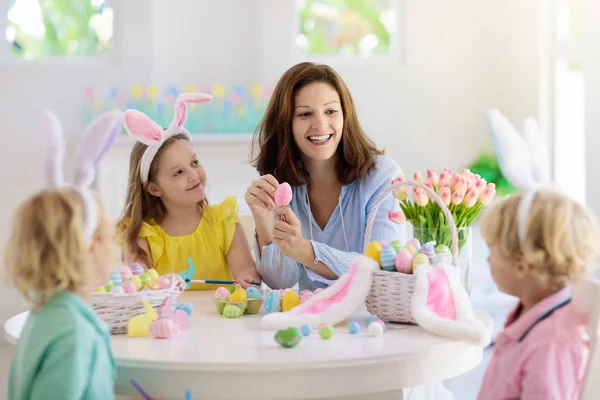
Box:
[572,277,600,400]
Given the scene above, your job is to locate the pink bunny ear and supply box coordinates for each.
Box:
[41,110,65,187]
[124,109,163,146]
[171,93,212,128]
[72,109,123,187]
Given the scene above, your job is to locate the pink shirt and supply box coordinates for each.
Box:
[478,287,589,400]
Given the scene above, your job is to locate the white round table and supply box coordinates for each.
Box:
[4,292,492,400]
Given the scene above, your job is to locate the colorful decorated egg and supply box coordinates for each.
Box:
[146,281,161,290]
[230,285,239,294]
[94,286,106,293]
[110,271,123,286]
[129,275,142,291]
[118,266,133,281]
[129,263,144,276]
[364,241,383,263]
[379,245,397,271]
[111,286,125,294]
[395,249,414,274]
[275,327,302,348]
[139,273,152,286]
[122,280,137,294]
[264,290,281,313]
[281,290,300,312]
[223,304,243,318]
[412,253,431,271]
[149,318,180,339]
[390,240,403,253]
[214,286,231,300]
[229,288,248,303]
[175,302,194,316]
[377,240,388,247]
[245,287,262,299]
[158,276,171,289]
[435,244,453,265]
[420,243,436,263]
[104,281,115,292]
[407,238,421,249]
[403,244,418,256]
[146,268,159,281]
[300,291,314,304]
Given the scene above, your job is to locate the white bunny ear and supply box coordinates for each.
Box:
[171,93,212,129]
[522,117,551,185]
[41,110,65,187]
[72,109,123,188]
[485,109,537,191]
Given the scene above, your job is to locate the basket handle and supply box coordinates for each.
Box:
[364,179,460,268]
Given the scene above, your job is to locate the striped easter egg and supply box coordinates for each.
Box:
[435,244,453,265]
[264,290,281,313]
[420,244,436,264]
[390,240,403,253]
[379,245,397,271]
[223,304,243,318]
[412,253,431,271]
[404,244,418,256]
[395,249,414,274]
[148,318,180,339]
[110,271,123,286]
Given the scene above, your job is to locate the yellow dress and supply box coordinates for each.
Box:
[134,197,239,291]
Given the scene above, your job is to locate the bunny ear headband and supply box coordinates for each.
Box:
[485,109,552,241]
[123,93,212,183]
[42,109,123,238]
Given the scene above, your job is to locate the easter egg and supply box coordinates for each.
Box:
[390,240,403,252]
[146,281,160,290]
[214,286,231,300]
[420,243,436,263]
[245,287,262,299]
[148,318,180,339]
[377,240,388,247]
[129,275,142,291]
[104,281,115,292]
[368,321,384,336]
[348,321,360,334]
[139,273,152,286]
[379,245,397,271]
[223,304,243,318]
[281,290,300,312]
[404,244,418,256]
[230,285,239,294]
[95,286,106,293]
[110,271,123,286]
[175,302,194,316]
[365,315,379,326]
[111,286,125,294]
[319,325,335,339]
[407,238,421,249]
[229,288,248,303]
[412,253,431,271]
[129,263,144,276]
[264,290,281,313]
[395,249,414,274]
[435,244,453,265]
[147,268,159,281]
[364,241,383,263]
[158,276,171,289]
[118,266,133,281]
[300,291,314,304]
[122,281,137,294]
[300,324,312,336]
[275,327,302,348]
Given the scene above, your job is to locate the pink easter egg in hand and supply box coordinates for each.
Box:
[122,280,137,294]
[395,249,414,274]
[274,182,293,207]
[149,318,180,339]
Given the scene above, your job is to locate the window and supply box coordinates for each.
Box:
[294,0,400,60]
[5,0,113,60]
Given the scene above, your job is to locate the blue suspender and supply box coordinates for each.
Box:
[518,297,572,342]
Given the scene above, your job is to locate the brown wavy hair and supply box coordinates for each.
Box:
[118,134,208,267]
[251,62,383,186]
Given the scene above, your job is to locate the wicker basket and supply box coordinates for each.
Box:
[364,179,460,324]
[91,273,186,334]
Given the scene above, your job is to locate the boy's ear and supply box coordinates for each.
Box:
[514,253,530,278]
[143,181,162,197]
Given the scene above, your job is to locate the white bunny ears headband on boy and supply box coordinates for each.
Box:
[123,93,212,183]
[485,109,552,241]
[42,109,124,238]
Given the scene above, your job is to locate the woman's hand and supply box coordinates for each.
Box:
[235,275,261,289]
[245,175,279,247]
[273,206,313,264]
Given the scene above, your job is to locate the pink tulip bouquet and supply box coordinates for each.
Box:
[388,168,497,251]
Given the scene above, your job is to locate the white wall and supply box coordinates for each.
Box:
[0,0,540,322]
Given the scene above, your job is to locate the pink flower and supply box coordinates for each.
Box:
[450,174,461,190]
[413,187,428,206]
[451,190,465,205]
[393,186,407,201]
[462,188,479,207]
[427,168,439,187]
[388,211,406,224]
[474,178,486,192]
[454,176,467,195]
[440,187,451,206]
[461,168,472,180]
[414,171,425,183]
[424,181,433,191]
[391,174,405,185]
[479,185,496,206]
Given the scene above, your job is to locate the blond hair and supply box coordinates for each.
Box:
[117,133,208,267]
[480,190,599,287]
[4,188,110,309]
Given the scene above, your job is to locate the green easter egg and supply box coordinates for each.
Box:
[390,240,403,252]
[275,327,302,348]
[223,304,243,318]
[104,281,115,292]
[319,325,335,339]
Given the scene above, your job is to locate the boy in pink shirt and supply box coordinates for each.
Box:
[477,189,598,400]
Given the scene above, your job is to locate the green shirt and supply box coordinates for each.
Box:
[9,291,116,400]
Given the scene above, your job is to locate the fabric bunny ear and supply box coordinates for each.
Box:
[124,109,164,146]
[170,93,212,129]
[485,109,538,191]
[522,117,551,185]
[41,110,65,187]
[72,109,123,188]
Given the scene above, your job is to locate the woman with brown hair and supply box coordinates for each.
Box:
[244,62,404,290]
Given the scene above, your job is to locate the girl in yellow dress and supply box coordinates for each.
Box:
[117,93,261,290]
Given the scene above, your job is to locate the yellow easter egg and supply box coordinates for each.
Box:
[129,275,142,291]
[364,241,383,263]
[281,290,300,312]
[404,244,417,256]
[229,288,248,303]
[147,268,159,281]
